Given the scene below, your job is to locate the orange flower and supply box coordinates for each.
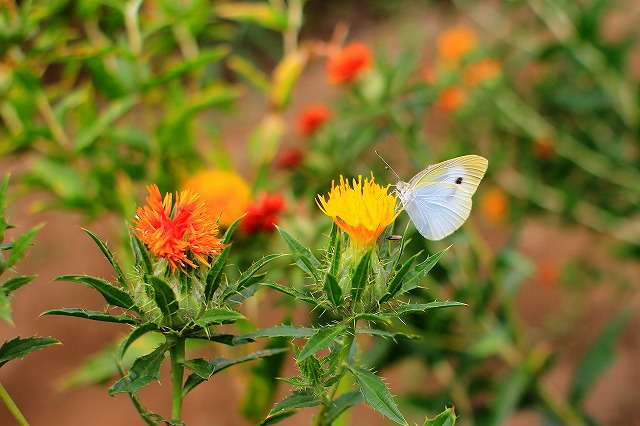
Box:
[298,103,332,137]
[326,42,373,85]
[438,26,477,63]
[435,86,466,112]
[463,58,501,86]
[480,186,508,224]
[132,185,225,270]
[241,193,287,235]
[182,170,251,227]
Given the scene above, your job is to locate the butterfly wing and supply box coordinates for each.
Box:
[403,182,472,240]
[408,155,488,196]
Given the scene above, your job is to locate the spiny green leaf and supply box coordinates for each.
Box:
[382,301,466,317]
[423,407,457,426]
[205,244,231,303]
[117,323,159,365]
[5,224,42,270]
[326,223,342,277]
[1,275,37,295]
[54,275,138,313]
[379,252,421,304]
[298,324,346,362]
[324,273,342,307]
[355,328,421,341]
[348,365,407,425]
[398,248,448,295]
[236,253,287,290]
[234,325,315,342]
[148,276,178,321]
[130,235,153,276]
[223,215,244,244]
[109,341,171,395]
[83,228,129,290]
[276,226,321,281]
[353,313,392,325]
[324,389,363,425]
[268,389,324,416]
[0,336,60,368]
[350,250,371,302]
[261,282,323,307]
[42,308,138,325]
[194,308,245,328]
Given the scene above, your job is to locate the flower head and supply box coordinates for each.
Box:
[463,58,501,86]
[298,103,332,137]
[435,86,466,112]
[326,42,373,85]
[437,26,477,63]
[317,174,399,247]
[277,148,304,170]
[241,193,287,235]
[181,170,251,227]
[132,185,225,271]
[480,186,508,224]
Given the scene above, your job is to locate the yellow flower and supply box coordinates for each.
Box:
[317,174,399,248]
[182,170,252,227]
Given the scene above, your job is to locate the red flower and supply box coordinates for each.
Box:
[298,104,332,137]
[326,42,372,85]
[241,193,286,235]
[277,149,304,170]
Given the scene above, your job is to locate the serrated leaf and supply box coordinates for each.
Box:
[423,407,456,426]
[383,301,466,317]
[348,365,407,425]
[148,276,178,321]
[109,342,171,395]
[83,229,129,290]
[54,275,137,312]
[223,215,244,244]
[130,235,153,276]
[324,389,364,425]
[1,275,36,294]
[42,308,137,325]
[117,323,159,364]
[324,273,342,307]
[353,313,392,325]
[268,389,324,416]
[5,225,42,270]
[356,328,421,341]
[205,244,231,303]
[258,410,299,426]
[194,308,245,328]
[0,336,60,368]
[298,324,345,362]
[183,348,288,396]
[350,251,371,302]
[234,325,315,343]
[379,252,421,304]
[261,282,322,307]
[276,227,321,281]
[236,253,286,291]
[398,248,448,295]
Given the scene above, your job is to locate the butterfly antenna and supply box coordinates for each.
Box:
[374,150,401,180]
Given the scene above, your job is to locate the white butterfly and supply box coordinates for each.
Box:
[394,155,488,240]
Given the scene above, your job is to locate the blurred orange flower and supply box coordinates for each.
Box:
[538,260,559,288]
[480,186,508,224]
[182,170,251,227]
[463,58,501,86]
[435,86,466,112]
[326,42,372,85]
[241,193,287,235]
[277,148,304,170]
[298,103,332,136]
[438,26,477,63]
[131,185,225,270]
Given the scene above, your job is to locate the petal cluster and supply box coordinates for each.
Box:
[326,42,372,85]
[317,175,399,247]
[132,185,225,270]
[241,193,287,235]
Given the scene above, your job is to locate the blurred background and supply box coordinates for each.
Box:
[1,0,640,425]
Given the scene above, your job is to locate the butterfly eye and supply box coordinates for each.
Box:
[455,177,463,185]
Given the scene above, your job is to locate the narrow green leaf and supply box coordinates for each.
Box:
[356,328,421,340]
[234,325,315,342]
[0,293,10,323]
[326,222,342,277]
[55,275,137,312]
[261,282,323,307]
[423,407,457,426]
[223,215,244,244]
[42,308,138,325]
[83,229,129,290]
[298,324,345,362]
[236,253,287,290]
[348,365,407,425]
[350,250,371,302]
[379,252,421,304]
[205,244,231,302]
[183,348,288,396]
[569,309,633,404]
[258,410,299,426]
[74,95,138,151]
[216,2,288,31]
[109,342,171,395]
[130,235,153,276]
[268,389,324,416]
[194,308,245,328]
[1,275,37,294]
[382,301,466,317]
[0,336,60,368]
[324,273,342,307]
[148,276,178,321]
[399,248,448,295]
[143,47,229,90]
[235,272,267,293]
[324,389,363,425]
[353,313,392,325]
[117,323,159,364]
[5,225,42,270]
[276,226,321,281]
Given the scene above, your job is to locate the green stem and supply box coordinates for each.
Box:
[170,337,186,421]
[312,329,355,426]
[0,382,29,426]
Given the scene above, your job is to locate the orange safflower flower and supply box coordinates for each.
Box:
[298,103,332,137]
[438,26,477,63]
[132,185,225,270]
[463,58,501,86]
[435,86,466,112]
[326,42,373,85]
[317,174,399,248]
[480,186,508,224]
[182,170,251,227]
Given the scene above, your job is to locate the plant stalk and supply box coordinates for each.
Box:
[0,382,29,426]
[170,337,186,421]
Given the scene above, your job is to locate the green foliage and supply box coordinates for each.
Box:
[0,336,60,368]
